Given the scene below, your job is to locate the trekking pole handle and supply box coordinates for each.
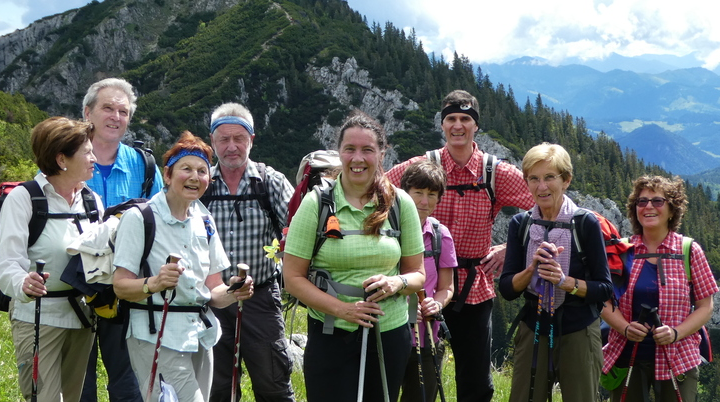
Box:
[35,259,45,275]
[227,264,249,293]
[164,254,182,292]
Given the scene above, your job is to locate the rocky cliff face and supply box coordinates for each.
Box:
[0,0,241,116]
[307,57,420,166]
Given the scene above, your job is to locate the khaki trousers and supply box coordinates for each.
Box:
[509,318,603,402]
[12,319,94,402]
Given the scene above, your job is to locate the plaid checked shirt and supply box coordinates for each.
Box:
[386,143,534,304]
[602,232,719,379]
[205,160,294,285]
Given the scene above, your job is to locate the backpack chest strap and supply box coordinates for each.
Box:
[634,253,683,286]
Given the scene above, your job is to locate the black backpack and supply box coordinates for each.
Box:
[0,180,99,313]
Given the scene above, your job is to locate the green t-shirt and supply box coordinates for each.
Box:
[285,179,424,332]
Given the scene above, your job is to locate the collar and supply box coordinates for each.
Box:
[441,142,484,177]
[333,173,375,213]
[631,231,683,254]
[151,190,198,225]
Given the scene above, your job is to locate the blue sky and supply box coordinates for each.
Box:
[2,0,720,69]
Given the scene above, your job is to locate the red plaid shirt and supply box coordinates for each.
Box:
[386,144,534,304]
[602,232,719,379]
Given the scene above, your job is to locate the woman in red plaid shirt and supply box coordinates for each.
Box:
[601,175,718,402]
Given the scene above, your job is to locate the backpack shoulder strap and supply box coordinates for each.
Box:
[426,149,442,165]
[251,162,283,240]
[136,203,156,278]
[386,191,402,240]
[80,187,100,223]
[482,153,497,204]
[682,236,694,282]
[682,236,696,307]
[518,210,533,248]
[312,180,337,258]
[135,202,158,333]
[571,208,590,256]
[424,216,443,269]
[132,141,156,199]
[21,181,48,248]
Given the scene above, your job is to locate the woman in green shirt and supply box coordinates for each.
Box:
[284,110,425,401]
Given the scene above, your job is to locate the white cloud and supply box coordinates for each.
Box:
[347,0,720,68]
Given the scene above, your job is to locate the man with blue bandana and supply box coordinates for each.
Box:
[81,78,163,402]
[204,103,295,402]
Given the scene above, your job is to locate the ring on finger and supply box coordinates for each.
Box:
[382,289,387,295]
[29,283,33,289]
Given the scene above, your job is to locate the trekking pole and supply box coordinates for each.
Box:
[648,307,684,402]
[357,321,370,402]
[230,264,249,402]
[374,314,390,402]
[528,278,545,402]
[546,279,555,402]
[620,304,652,402]
[419,290,446,402]
[357,288,372,402]
[146,253,181,402]
[31,259,46,402]
[411,293,426,402]
[529,247,554,402]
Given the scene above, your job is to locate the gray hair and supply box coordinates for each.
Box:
[82,78,137,119]
[210,103,254,134]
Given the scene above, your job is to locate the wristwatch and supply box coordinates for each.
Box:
[143,277,154,295]
[569,278,579,295]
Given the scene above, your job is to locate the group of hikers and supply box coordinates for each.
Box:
[0,78,716,402]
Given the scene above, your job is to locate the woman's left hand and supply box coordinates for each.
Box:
[653,325,677,346]
[362,275,400,302]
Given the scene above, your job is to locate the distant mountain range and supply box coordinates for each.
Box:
[479,56,720,175]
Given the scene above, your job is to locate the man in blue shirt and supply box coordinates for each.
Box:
[80,78,163,402]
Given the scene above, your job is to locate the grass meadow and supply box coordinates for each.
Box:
[0,309,560,401]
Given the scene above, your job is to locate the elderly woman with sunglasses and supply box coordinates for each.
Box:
[601,175,718,402]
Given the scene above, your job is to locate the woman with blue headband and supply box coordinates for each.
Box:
[112,131,254,401]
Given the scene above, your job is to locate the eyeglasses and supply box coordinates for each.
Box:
[527,174,562,185]
[635,197,667,208]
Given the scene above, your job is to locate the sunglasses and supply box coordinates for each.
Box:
[635,197,667,208]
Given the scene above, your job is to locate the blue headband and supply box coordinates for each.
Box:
[210,116,255,135]
[166,149,211,168]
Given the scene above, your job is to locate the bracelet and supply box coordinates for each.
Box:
[672,328,678,343]
[398,275,408,291]
[557,272,566,287]
[624,325,630,339]
[569,278,579,295]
